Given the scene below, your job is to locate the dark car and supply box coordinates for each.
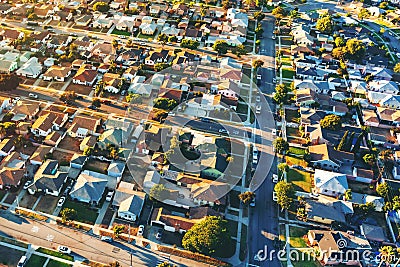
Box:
[101,100,112,105]
[88,105,98,110]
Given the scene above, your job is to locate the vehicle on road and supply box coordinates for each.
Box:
[272,35,276,40]
[138,225,144,236]
[23,180,33,190]
[272,174,278,183]
[101,100,112,105]
[272,77,276,83]
[272,129,277,135]
[273,191,278,202]
[57,196,66,207]
[168,112,175,116]
[105,191,114,201]
[256,95,261,102]
[250,197,256,207]
[257,74,262,80]
[256,105,261,114]
[100,236,113,243]
[17,256,27,267]
[88,105,98,110]
[58,246,71,254]
[28,93,38,99]
[218,128,229,134]
[309,192,319,199]
[155,230,162,240]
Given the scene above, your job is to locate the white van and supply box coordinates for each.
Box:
[17,256,27,267]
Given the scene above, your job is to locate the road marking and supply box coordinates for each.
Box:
[31,226,39,233]
[46,234,54,242]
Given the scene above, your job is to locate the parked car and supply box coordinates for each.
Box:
[309,192,319,199]
[88,105,97,110]
[168,112,175,116]
[17,256,27,267]
[120,90,126,96]
[106,191,114,201]
[28,93,38,99]
[256,95,261,102]
[273,191,278,202]
[100,236,113,243]
[138,225,144,236]
[272,174,278,183]
[250,197,256,207]
[155,230,162,240]
[272,129,277,135]
[257,74,262,80]
[23,180,33,190]
[57,246,71,254]
[272,78,276,83]
[272,35,276,40]
[57,196,66,207]
[101,100,112,105]
[218,128,229,134]
[256,105,261,114]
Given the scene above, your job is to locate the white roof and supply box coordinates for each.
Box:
[315,169,348,194]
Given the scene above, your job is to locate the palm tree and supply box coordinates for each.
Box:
[378,246,395,267]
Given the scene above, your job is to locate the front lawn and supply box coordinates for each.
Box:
[288,147,307,156]
[83,159,109,174]
[0,245,25,266]
[287,169,312,193]
[289,226,308,248]
[26,255,47,267]
[62,200,99,224]
[285,108,300,123]
[111,29,131,36]
[37,248,74,261]
[282,68,295,79]
[229,190,241,209]
[286,127,301,138]
[47,259,72,267]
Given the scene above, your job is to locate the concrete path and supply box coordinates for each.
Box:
[93,201,110,235]
[31,195,42,211]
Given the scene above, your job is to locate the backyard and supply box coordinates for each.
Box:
[62,200,99,225]
[287,169,313,193]
[83,159,110,174]
[282,68,295,79]
[285,108,300,123]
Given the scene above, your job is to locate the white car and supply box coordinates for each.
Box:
[257,74,262,80]
[272,78,276,83]
[256,105,261,114]
[28,93,38,99]
[272,174,279,183]
[23,180,33,190]
[273,191,278,202]
[138,225,144,236]
[100,236,113,243]
[250,198,256,207]
[272,35,276,40]
[256,95,261,102]
[57,196,66,207]
[58,246,71,254]
[13,97,20,103]
[272,129,277,135]
[106,191,114,201]
[168,112,175,116]
[218,128,229,134]
[17,256,27,267]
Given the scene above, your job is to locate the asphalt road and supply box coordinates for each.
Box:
[246,15,281,267]
[0,210,209,267]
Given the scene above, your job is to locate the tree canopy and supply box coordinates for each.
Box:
[180,39,200,49]
[316,14,333,34]
[273,137,289,154]
[272,6,286,20]
[213,40,229,55]
[394,63,400,73]
[93,2,110,12]
[376,182,390,198]
[238,191,255,205]
[252,59,264,70]
[274,181,295,210]
[153,97,178,111]
[320,114,342,131]
[182,216,231,255]
[149,184,169,201]
[346,39,366,60]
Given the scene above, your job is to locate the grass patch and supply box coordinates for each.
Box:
[26,255,47,267]
[289,226,308,248]
[288,147,306,156]
[111,29,131,36]
[287,169,312,193]
[282,68,295,79]
[286,127,301,137]
[285,108,300,123]
[37,248,74,261]
[137,32,156,40]
[236,102,248,114]
[83,159,109,174]
[62,200,98,224]
[47,259,72,267]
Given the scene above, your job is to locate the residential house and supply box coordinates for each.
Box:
[91,43,116,59]
[72,65,97,86]
[0,138,15,157]
[68,116,100,138]
[10,101,40,121]
[16,57,42,78]
[42,66,71,82]
[139,22,157,35]
[107,161,125,178]
[305,198,354,224]
[112,181,145,222]
[70,154,87,169]
[368,80,399,94]
[75,15,93,27]
[80,135,97,152]
[380,95,400,110]
[92,15,113,29]
[314,169,348,197]
[151,207,201,233]
[309,143,354,171]
[145,49,170,66]
[30,145,53,165]
[0,60,18,74]
[44,131,62,147]
[350,192,384,212]
[307,230,371,266]
[69,173,108,205]
[0,96,11,114]
[27,160,68,196]
[0,152,26,189]
[31,111,68,137]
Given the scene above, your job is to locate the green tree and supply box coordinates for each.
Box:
[252,59,264,70]
[273,137,289,154]
[168,36,177,43]
[336,130,348,151]
[272,6,286,20]
[274,181,295,210]
[346,39,366,61]
[152,110,168,122]
[332,47,347,60]
[153,98,178,111]
[316,14,333,34]
[358,8,371,21]
[149,184,169,201]
[376,182,390,198]
[60,91,77,104]
[254,11,265,21]
[320,114,341,131]
[182,216,230,255]
[273,84,288,104]
[154,63,170,72]
[238,191,255,205]
[378,246,395,267]
[255,23,264,37]
[0,74,20,91]
[335,36,345,47]
[113,225,125,237]
[344,189,352,201]
[126,93,141,104]
[356,202,375,218]
[212,40,229,55]
[363,153,376,166]
[180,39,200,49]
[234,44,247,57]
[92,98,101,107]
[157,262,175,267]
[60,208,77,223]
[278,163,289,174]
[289,9,299,19]
[93,2,110,12]
[394,62,400,73]
[379,1,388,9]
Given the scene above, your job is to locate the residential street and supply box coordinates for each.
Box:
[246,15,281,267]
[0,210,208,267]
